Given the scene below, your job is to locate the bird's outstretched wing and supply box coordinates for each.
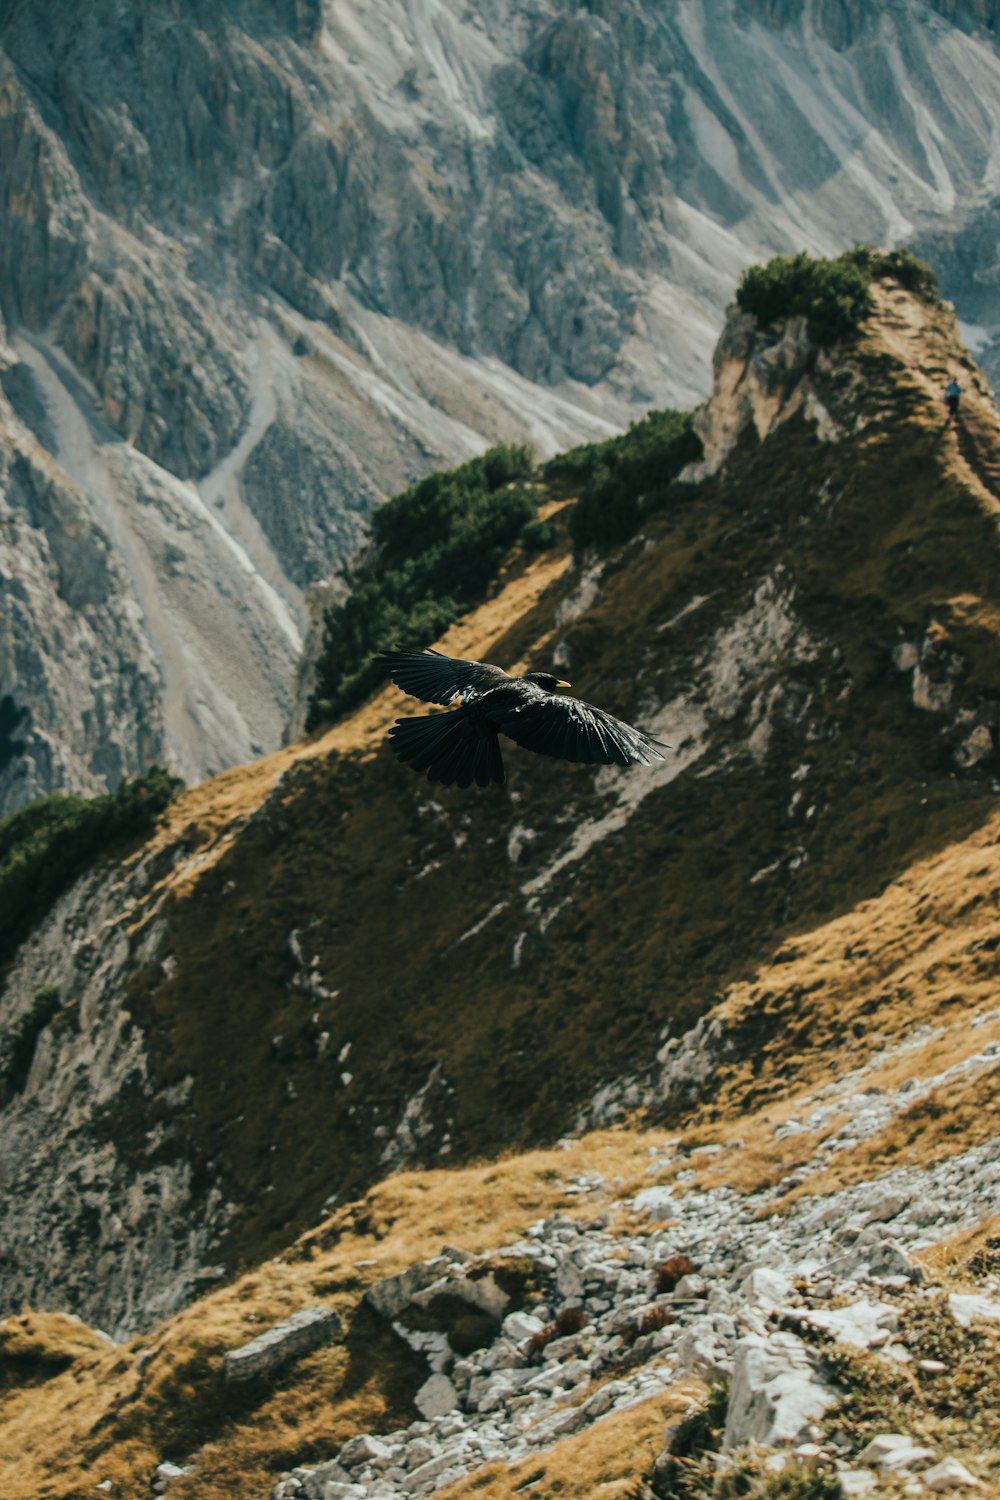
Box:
[499,694,667,766]
[377,647,511,706]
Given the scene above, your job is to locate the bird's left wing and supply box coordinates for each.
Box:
[499,694,667,766]
[377,647,511,706]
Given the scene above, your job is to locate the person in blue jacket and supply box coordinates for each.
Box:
[945,378,962,421]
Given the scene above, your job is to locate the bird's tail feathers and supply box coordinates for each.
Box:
[388,712,504,788]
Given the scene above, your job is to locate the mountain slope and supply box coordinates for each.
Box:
[1,273,998,1349]
[6,0,1000,804]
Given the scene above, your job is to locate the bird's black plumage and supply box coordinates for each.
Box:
[378,648,667,788]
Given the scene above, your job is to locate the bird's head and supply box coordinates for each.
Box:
[523,671,571,692]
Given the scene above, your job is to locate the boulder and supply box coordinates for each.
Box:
[400,1452,462,1491]
[947,1294,1000,1328]
[366,1261,451,1320]
[524,1404,586,1445]
[723,1332,839,1450]
[793,1299,898,1349]
[337,1435,393,1469]
[632,1187,676,1221]
[675,1326,732,1381]
[857,1434,936,1472]
[924,1458,982,1490]
[224,1306,340,1383]
[739,1267,794,1308]
[838,1470,877,1497]
[414,1374,460,1419]
[502,1310,546,1343]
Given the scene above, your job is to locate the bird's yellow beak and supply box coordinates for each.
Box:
[556,680,571,689]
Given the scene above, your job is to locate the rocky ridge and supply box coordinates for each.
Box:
[6,0,1000,802]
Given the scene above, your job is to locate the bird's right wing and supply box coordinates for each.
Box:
[499,694,667,766]
[377,648,511,706]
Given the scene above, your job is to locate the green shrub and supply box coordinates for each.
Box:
[736,251,872,347]
[0,766,182,971]
[843,245,938,297]
[306,444,538,728]
[560,408,702,552]
[520,517,556,552]
[736,247,937,350]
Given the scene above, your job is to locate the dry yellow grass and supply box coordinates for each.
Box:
[642,809,1000,1202]
[915,1213,1000,1284]
[66,274,1000,1285]
[434,1380,705,1500]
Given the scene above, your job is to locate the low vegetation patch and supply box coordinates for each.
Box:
[654,1256,697,1295]
[527,1304,589,1358]
[649,1381,729,1499]
[736,248,936,349]
[306,444,538,727]
[0,766,182,971]
[819,1292,1000,1471]
[0,1312,110,1397]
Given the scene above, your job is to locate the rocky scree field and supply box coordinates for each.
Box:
[0,268,999,1497]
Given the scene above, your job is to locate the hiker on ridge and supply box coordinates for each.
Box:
[945,378,962,421]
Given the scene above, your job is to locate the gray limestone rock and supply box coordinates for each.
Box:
[414,1374,460,1420]
[723,1332,839,1450]
[224,1305,340,1383]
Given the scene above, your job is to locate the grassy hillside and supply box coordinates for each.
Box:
[107,274,1000,1274]
[1,266,1000,1499]
[2,826,998,1497]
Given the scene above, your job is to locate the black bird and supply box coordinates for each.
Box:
[379,647,667,788]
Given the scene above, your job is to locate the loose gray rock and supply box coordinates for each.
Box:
[224,1305,340,1383]
[723,1332,839,1450]
[414,1374,460,1420]
[857,1434,937,1472]
[924,1458,983,1490]
[947,1293,1000,1328]
[789,1299,898,1350]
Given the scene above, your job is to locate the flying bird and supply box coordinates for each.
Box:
[379,647,667,788]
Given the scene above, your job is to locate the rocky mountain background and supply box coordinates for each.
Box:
[0,270,997,1498]
[5,0,1000,808]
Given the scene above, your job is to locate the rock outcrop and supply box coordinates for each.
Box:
[222,1305,340,1383]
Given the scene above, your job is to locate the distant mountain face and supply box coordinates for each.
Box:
[3,0,1000,807]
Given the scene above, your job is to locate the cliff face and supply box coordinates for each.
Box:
[1,281,998,1343]
[0,317,167,806]
[4,0,1000,806]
